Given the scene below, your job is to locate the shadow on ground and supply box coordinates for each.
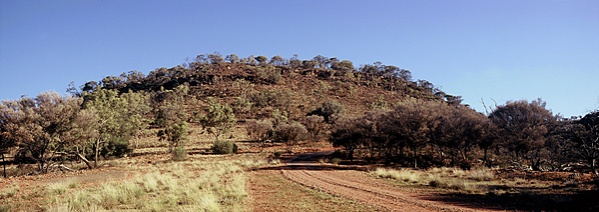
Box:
[423,189,599,211]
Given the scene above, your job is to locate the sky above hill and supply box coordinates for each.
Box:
[1,0,598,117]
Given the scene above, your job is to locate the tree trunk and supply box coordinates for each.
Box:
[413,147,418,169]
[76,153,93,169]
[531,159,541,171]
[593,158,599,178]
[2,153,6,178]
[483,148,489,168]
[94,138,101,168]
[348,147,354,161]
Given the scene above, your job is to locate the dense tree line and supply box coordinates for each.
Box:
[331,98,599,177]
[331,98,487,168]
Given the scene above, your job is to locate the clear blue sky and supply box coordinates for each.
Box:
[1,0,598,117]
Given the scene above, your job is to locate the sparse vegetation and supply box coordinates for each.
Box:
[26,158,254,211]
[0,53,597,211]
[0,184,20,199]
[375,167,496,194]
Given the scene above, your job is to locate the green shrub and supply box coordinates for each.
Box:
[331,158,342,165]
[250,90,291,110]
[273,151,282,158]
[256,66,282,84]
[101,136,133,158]
[246,119,273,142]
[211,140,238,154]
[172,146,187,161]
[308,101,345,124]
[231,96,253,116]
[273,122,308,144]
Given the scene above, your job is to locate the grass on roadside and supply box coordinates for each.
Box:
[40,158,258,211]
[0,183,20,200]
[374,167,496,193]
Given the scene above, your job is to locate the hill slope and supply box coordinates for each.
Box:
[87,54,458,121]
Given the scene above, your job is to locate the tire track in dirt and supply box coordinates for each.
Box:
[281,163,497,212]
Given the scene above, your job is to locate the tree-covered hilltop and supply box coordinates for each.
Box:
[82,53,456,118]
[1,53,597,179]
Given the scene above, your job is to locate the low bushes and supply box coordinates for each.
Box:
[273,122,308,144]
[246,118,312,144]
[246,119,273,142]
[211,140,238,154]
[172,146,187,161]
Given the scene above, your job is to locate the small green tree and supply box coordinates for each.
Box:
[158,121,188,153]
[153,85,189,128]
[83,89,150,166]
[198,98,236,141]
[308,101,345,124]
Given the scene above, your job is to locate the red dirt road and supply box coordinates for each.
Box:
[280,161,498,212]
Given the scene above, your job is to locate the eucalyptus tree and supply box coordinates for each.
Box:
[83,88,151,166]
[198,97,236,141]
[255,55,268,65]
[432,104,487,167]
[382,98,443,168]
[572,111,599,177]
[225,54,240,64]
[153,85,191,152]
[208,52,224,64]
[0,92,92,172]
[489,99,556,170]
[269,55,286,66]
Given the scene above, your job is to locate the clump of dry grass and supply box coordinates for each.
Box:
[375,168,424,184]
[42,158,250,211]
[46,180,79,195]
[468,167,495,181]
[0,183,20,199]
[374,166,496,193]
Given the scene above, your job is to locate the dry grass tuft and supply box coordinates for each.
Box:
[39,158,250,211]
[0,184,20,199]
[375,168,425,184]
[374,166,498,193]
[468,167,495,181]
[46,180,78,195]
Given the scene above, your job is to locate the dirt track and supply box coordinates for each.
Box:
[279,154,498,212]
